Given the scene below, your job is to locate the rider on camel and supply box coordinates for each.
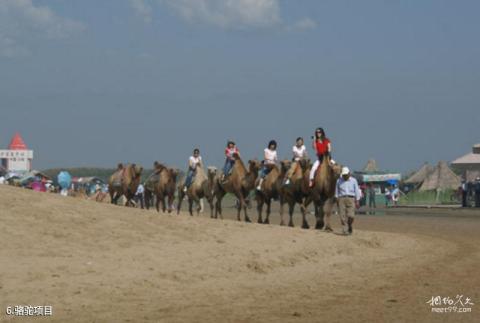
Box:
[309,127,334,188]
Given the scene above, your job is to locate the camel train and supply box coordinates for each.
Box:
[108,127,343,229]
[108,155,342,231]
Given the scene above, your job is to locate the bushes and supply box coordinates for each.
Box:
[399,189,459,205]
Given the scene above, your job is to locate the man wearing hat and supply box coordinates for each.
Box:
[335,166,361,235]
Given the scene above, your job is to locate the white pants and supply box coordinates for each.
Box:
[310,160,320,181]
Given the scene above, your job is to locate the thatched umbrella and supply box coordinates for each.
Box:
[404,163,434,185]
[363,159,379,173]
[419,161,461,191]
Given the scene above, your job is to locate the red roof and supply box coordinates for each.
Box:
[8,133,28,150]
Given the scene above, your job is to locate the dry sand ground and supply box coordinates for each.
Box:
[1,185,479,323]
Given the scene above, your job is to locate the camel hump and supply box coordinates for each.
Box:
[111,171,124,187]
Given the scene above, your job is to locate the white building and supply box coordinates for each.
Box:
[451,143,480,182]
[0,133,34,173]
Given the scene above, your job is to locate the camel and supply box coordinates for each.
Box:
[280,159,312,228]
[214,153,260,222]
[177,162,217,217]
[144,161,178,213]
[304,156,342,230]
[108,163,143,206]
[255,160,290,224]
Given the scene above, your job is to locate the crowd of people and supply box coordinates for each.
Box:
[460,178,480,208]
[182,127,334,192]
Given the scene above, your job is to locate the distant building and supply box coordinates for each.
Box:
[0,133,34,172]
[451,144,480,181]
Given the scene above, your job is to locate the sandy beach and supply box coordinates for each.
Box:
[1,185,479,322]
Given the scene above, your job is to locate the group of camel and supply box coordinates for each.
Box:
[108,154,342,230]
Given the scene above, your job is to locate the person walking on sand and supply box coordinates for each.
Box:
[335,167,361,235]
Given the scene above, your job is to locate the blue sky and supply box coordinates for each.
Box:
[0,0,479,172]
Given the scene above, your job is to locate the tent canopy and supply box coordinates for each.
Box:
[419,161,460,191]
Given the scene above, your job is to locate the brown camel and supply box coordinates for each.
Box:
[108,163,143,206]
[280,159,312,228]
[144,161,178,213]
[255,160,290,224]
[215,153,260,222]
[177,163,217,217]
[304,156,342,230]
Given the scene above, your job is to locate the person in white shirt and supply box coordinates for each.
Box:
[335,167,361,235]
[391,185,400,206]
[284,137,308,185]
[135,183,145,209]
[257,140,278,190]
[184,148,202,192]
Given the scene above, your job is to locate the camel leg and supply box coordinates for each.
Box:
[236,198,242,221]
[193,195,201,216]
[208,197,215,218]
[188,198,194,216]
[256,196,264,224]
[167,193,174,213]
[279,198,285,226]
[215,191,226,220]
[155,195,161,213]
[238,192,251,222]
[301,201,311,229]
[110,191,116,205]
[234,192,242,221]
[315,201,325,230]
[264,199,271,224]
[323,199,334,231]
[288,202,295,227]
[144,191,150,210]
[124,192,132,207]
[161,195,167,213]
[177,189,185,215]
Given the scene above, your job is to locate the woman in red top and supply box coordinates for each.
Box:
[309,127,332,187]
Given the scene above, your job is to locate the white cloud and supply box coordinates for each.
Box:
[159,0,281,29]
[129,0,153,23]
[286,17,317,32]
[0,0,85,57]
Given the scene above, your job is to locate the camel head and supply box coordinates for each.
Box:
[169,168,179,181]
[280,160,292,174]
[331,163,343,177]
[207,166,217,179]
[131,163,143,179]
[248,159,261,174]
[232,152,241,160]
[154,161,166,172]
